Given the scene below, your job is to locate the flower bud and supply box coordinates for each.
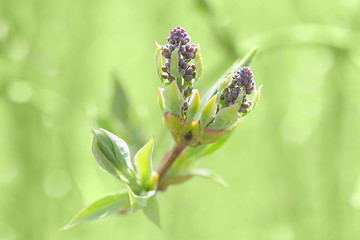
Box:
[91,128,135,181]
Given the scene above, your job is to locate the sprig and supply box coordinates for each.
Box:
[63,26,262,230]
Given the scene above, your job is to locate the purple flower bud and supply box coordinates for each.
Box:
[179,68,185,75]
[242,102,250,108]
[161,72,168,79]
[184,75,192,82]
[162,51,171,59]
[187,67,194,74]
[231,90,238,98]
[226,94,232,101]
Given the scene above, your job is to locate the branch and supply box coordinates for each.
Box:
[157,134,191,187]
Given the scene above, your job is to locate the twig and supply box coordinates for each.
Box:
[157,134,191,187]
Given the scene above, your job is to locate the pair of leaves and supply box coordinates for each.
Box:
[62,193,161,230]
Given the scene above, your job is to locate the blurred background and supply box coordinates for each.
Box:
[1,0,360,239]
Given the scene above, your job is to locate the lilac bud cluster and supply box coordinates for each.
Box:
[160,26,198,84]
[232,67,255,95]
[219,66,256,113]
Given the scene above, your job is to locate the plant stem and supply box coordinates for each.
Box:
[157,137,190,187]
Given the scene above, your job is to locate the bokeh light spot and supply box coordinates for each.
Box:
[8,39,29,60]
[7,80,33,104]
[350,176,360,209]
[43,170,72,199]
[0,21,9,39]
[0,160,18,184]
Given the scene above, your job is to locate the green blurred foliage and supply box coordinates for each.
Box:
[1,0,360,239]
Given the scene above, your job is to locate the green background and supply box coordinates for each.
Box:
[1,0,360,239]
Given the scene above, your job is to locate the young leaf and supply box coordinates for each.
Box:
[199,95,217,127]
[188,168,228,187]
[143,197,161,228]
[193,43,203,86]
[126,184,156,209]
[134,136,154,185]
[154,41,164,82]
[186,132,233,160]
[200,127,226,144]
[61,193,129,230]
[216,74,232,105]
[170,45,181,79]
[163,81,184,117]
[208,104,239,130]
[163,112,192,134]
[186,90,200,123]
[250,84,263,112]
[189,120,201,147]
[112,77,129,125]
[158,88,166,113]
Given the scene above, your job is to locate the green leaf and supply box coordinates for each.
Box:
[61,193,129,230]
[162,175,193,186]
[195,0,212,16]
[208,104,239,130]
[126,185,156,209]
[188,168,228,187]
[186,90,200,123]
[158,88,166,113]
[216,74,232,105]
[163,81,184,117]
[143,197,161,228]
[163,112,192,134]
[154,41,164,82]
[250,84,263,112]
[189,120,201,147]
[186,130,233,160]
[134,136,154,185]
[193,43,203,86]
[200,127,226,144]
[112,76,129,125]
[170,45,181,79]
[200,95,217,127]
[91,128,135,180]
